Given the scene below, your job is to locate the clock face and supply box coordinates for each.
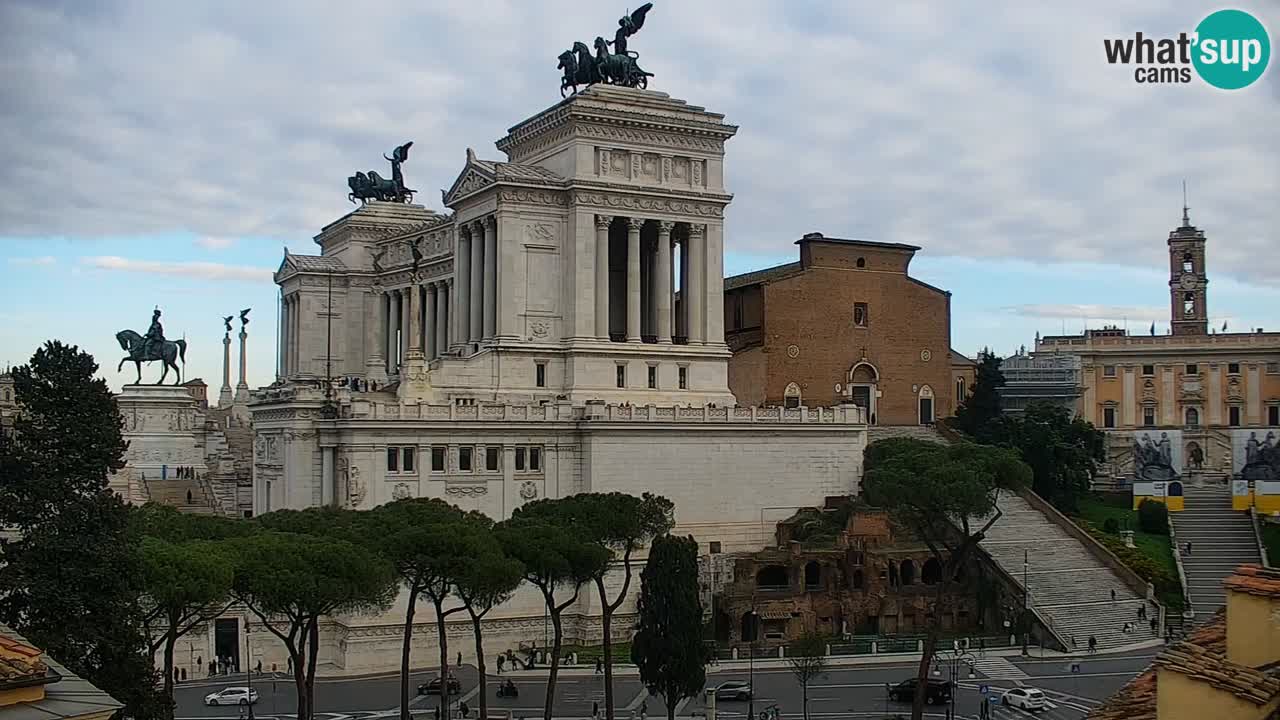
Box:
[1179,274,1197,290]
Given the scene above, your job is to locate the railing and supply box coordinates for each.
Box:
[349,400,867,425]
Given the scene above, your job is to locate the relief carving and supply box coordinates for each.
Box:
[392,483,412,501]
[691,160,703,187]
[529,320,551,338]
[661,157,672,182]
[571,192,723,218]
[523,224,556,246]
[599,150,610,176]
[497,189,568,207]
[519,480,539,500]
[445,485,489,497]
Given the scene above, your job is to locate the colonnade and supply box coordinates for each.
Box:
[379,279,453,376]
[595,215,710,344]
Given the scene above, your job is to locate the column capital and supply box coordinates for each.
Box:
[657,220,676,234]
[471,218,486,234]
[686,223,706,239]
[483,215,497,231]
[457,224,471,240]
[595,214,614,230]
[626,217,645,231]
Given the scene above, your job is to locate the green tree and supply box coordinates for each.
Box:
[516,493,674,720]
[137,534,235,718]
[987,402,1105,512]
[497,518,609,720]
[862,438,1030,720]
[370,498,470,720]
[229,530,397,720]
[454,517,524,720]
[631,535,707,720]
[787,632,828,720]
[0,341,168,720]
[952,349,1005,436]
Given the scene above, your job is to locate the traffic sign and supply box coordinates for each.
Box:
[989,696,998,704]
[979,684,989,695]
[1071,662,1082,674]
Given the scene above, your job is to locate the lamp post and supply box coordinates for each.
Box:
[1021,550,1030,656]
[746,610,758,720]
[931,644,976,720]
[244,622,255,720]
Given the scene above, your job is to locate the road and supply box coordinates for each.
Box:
[175,649,1156,720]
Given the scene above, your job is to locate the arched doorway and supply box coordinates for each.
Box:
[921,558,942,584]
[918,385,935,425]
[900,559,916,586]
[713,609,731,643]
[847,362,879,424]
[784,382,802,409]
[804,561,821,589]
[741,612,759,643]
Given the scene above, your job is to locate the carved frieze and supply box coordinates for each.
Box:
[528,320,551,339]
[571,192,723,218]
[519,480,539,500]
[575,124,725,154]
[497,189,568,207]
[445,484,489,497]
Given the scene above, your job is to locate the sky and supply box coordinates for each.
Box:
[1,1,1277,391]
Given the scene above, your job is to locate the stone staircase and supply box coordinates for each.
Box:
[1171,484,1262,617]
[146,477,218,515]
[980,493,1160,650]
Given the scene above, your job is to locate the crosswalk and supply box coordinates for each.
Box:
[969,657,1030,681]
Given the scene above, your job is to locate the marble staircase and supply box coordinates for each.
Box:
[145,477,218,515]
[1171,484,1262,617]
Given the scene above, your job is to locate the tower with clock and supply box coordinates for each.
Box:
[1168,201,1209,336]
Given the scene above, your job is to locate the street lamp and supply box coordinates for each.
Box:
[932,645,976,720]
[746,610,759,720]
[1022,549,1030,656]
[244,622,255,720]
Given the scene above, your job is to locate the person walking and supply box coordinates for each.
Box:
[457,651,463,668]
[1088,635,1097,654]
[640,700,648,720]
[1110,588,1117,603]
[497,655,505,674]
[595,657,603,675]
[1150,616,1158,633]
[593,701,600,720]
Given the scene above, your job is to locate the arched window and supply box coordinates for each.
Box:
[955,377,965,402]
[784,382,802,410]
[741,612,760,643]
[804,561,821,589]
[2,389,8,402]
[1183,292,1195,316]
[900,559,916,586]
[1185,407,1199,427]
[856,257,866,268]
[852,568,864,590]
[888,562,899,587]
[756,565,789,589]
[918,385,935,425]
[921,558,943,584]
[1182,251,1194,273]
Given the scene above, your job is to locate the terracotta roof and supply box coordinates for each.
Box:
[0,625,122,720]
[723,262,801,291]
[0,633,47,687]
[1155,642,1280,706]
[1224,564,1280,599]
[1087,610,1228,720]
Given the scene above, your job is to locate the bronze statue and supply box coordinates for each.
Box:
[239,308,251,327]
[557,4,654,96]
[348,141,415,204]
[222,315,234,333]
[409,238,424,278]
[116,307,187,384]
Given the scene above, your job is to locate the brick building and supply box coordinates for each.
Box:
[724,232,960,425]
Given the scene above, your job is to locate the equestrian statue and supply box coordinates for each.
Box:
[116,307,188,385]
[348,141,415,204]
[558,4,655,97]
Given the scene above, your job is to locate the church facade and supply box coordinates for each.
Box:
[238,85,870,674]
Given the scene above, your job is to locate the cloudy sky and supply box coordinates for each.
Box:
[1,1,1277,390]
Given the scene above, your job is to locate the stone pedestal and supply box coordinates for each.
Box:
[218,335,234,408]
[115,384,209,504]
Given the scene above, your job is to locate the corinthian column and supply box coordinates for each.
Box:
[454,227,471,352]
[469,220,484,344]
[594,215,613,340]
[388,290,401,374]
[688,224,706,344]
[656,221,674,343]
[626,217,643,343]
[482,216,497,341]
[437,279,450,356]
[424,283,437,360]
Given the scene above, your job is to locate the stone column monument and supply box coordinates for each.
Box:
[233,309,251,412]
[218,316,234,408]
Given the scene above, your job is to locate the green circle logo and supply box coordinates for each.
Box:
[1192,9,1271,89]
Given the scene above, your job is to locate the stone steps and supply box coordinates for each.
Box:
[1169,488,1262,619]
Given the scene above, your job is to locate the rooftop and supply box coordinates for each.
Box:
[723,262,801,292]
[794,232,921,252]
[1223,564,1280,600]
[0,625,121,720]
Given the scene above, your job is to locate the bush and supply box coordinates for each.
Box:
[1138,499,1169,535]
[1103,517,1120,534]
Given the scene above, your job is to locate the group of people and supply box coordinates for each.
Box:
[171,465,198,480]
[202,655,239,677]
[494,648,534,673]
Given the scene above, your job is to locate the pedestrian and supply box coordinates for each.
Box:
[640,700,648,720]
[186,489,193,504]
[497,655,505,674]
[433,706,441,720]
[595,657,603,675]
[181,667,187,681]
[457,651,463,668]
[174,667,180,684]
[239,706,246,720]
[211,659,217,676]
[197,655,202,669]
[1088,635,1097,654]
[1110,588,1117,603]
[1150,617,1158,633]
[256,659,262,674]
[1070,635,1077,650]
[1185,542,1193,556]
[593,701,600,720]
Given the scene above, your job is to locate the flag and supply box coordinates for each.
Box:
[1149,322,1155,336]
[1222,320,1228,332]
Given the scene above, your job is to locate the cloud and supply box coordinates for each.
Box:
[1005,304,1169,322]
[7,255,55,266]
[0,1,1276,288]
[194,236,236,251]
[82,256,271,282]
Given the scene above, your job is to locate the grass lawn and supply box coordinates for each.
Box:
[1073,494,1183,610]
[1262,521,1280,566]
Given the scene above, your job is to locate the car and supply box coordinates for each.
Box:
[204,687,259,706]
[714,681,752,701]
[1001,687,1048,711]
[418,674,462,696]
[886,679,952,705]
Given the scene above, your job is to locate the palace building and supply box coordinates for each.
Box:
[1035,210,1280,484]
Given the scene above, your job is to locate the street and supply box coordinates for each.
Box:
[173,649,1154,720]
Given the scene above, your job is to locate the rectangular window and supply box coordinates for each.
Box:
[431,446,446,472]
[1143,407,1155,427]
[678,366,688,390]
[387,447,399,472]
[616,364,626,388]
[402,447,415,474]
[853,302,869,328]
[1270,406,1279,426]
[458,447,473,472]
[530,447,542,472]
[1229,406,1241,427]
[1186,363,1198,375]
[1268,362,1279,374]
[1228,362,1240,375]
[1103,407,1116,428]
[1103,365,1116,378]
[535,362,547,388]
[515,447,526,471]
[647,365,657,389]
[486,446,500,472]
[1142,364,1155,376]
[709,541,722,554]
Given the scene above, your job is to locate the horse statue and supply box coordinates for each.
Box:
[347,141,415,204]
[593,36,652,89]
[115,329,187,385]
[555,5,655,94]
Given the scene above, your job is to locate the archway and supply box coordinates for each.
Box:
[888,562,899,587]
[918,385,935,425]
[848,362,879,423]
[1185,407,1200,427]
[756,565,789,589]
[784,382,802,409]
[804,561,821,589]
[713,608,731,643]
[900,559,916,586]
[852,568,865,590]
[921,558,942,584]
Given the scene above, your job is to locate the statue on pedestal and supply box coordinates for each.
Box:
[115,307,188,385]
[558,4,655,97]
[347,141,415,204]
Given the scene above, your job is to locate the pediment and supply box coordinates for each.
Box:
[442,150,497,206]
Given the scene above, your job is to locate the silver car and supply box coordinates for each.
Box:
[204,687,259,706]
[714,681,752,701]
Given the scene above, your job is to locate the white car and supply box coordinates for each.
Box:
[204,687,259,706]
[1001,687,1048,711]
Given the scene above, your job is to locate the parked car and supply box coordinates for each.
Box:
[714,681,752,701]
[1001,687,1048,711]
[418,674,462,696]
[887,679,952,705]
[204,687,259,706]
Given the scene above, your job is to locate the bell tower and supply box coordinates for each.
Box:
[1168,192,1208,336]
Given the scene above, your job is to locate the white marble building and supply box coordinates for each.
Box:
[228,85,869,675]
